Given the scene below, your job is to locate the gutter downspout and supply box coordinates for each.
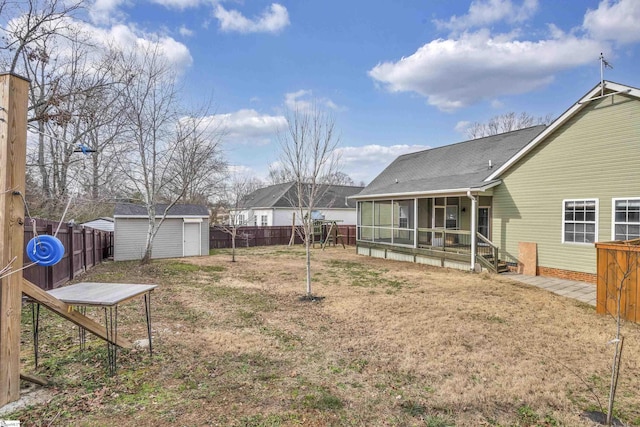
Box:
[466,190,477,272]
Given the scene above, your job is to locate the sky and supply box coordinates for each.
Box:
[24,0,640,184]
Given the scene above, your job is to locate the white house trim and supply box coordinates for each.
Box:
[349,182,501,201]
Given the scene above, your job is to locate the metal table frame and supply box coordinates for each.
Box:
[32,282,157,375]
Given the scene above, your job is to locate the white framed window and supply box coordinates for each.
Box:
[563,199,598,244]
[237,214,245,225]
[612,198,640,240]
[261,215,268,227]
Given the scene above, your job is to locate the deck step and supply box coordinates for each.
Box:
[497,262,510,273]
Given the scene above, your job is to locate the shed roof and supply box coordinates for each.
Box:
[114,203,209,217]
[353,125,546,199]
[240,182,364,209]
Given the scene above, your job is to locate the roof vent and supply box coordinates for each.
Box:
[488,160,493,169]
[395,178,399,184]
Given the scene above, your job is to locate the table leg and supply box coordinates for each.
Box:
[32,303,40,368]
[104,306,118,376]
[78,306,86,351]
[144,292,153,357]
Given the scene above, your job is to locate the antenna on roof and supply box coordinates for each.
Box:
[599,52,613,96]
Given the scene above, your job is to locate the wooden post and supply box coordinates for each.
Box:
[46,224,54,290]
[0,73,29,406]
[68,224,75,280]
[288,213,296,246]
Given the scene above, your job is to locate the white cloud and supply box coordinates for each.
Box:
[179,25,194,37]
[583,0,640,45]
[150,0,203,9]
[89,0,129,25]
[454,121,472,134]
[336,144,430,185]
[214,3,289,34]
[368,30,604,111]
[87,23,193,71]
[284,90,344,112]
[205,109,286,146]
[228,164,257,177]
[285,90,313,111]
[434,0,538,32]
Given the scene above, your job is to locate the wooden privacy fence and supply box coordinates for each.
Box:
[22,219,114,291]
[595,239,640,323]
[210,225,357,249]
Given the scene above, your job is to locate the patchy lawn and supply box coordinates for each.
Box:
[11,245,640,426]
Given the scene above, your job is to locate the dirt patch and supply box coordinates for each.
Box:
[10,245,640,426]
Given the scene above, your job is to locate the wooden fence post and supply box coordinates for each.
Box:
[0,72,29,406]
[46,224,54,290]
[68,224,75,280]
[81,227,87,271]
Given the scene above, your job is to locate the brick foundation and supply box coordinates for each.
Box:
[536,266,597,284]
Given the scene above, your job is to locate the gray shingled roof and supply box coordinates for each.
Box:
[240,182,364,209]
[114,203,209,217]
[354,125,546,198]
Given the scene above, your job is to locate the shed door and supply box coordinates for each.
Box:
[183,222,201,257]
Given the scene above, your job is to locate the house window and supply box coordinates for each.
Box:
[261,215,268,227]
[237,214,245,225]
[613,198,640,240]
[563,199,597,244]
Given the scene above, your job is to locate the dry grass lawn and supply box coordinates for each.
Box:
[12,245,640,426]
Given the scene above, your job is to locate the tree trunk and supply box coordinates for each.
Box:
[305,223,312,296]
[141,216,155,265]
[231,228,236,262]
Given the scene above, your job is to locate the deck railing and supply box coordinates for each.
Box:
[476,232,499,272]
[358,227,502,273]
[417,228,471,252]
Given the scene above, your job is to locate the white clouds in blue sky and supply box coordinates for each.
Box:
[583,0,640,44]
[20,0,640,183]
[368,0,634,112]
[368,29,605,111]
[203,109,287,146]
[214,3,290,34]
[434,0,539,32]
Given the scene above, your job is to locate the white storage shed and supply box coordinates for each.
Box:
[114,203,209,261]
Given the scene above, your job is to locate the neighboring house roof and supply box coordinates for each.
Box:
[114,203,209,217]
[353,125,546,199]
[486,80,640,181]
[80,217,114,232]
[240,182,365,209]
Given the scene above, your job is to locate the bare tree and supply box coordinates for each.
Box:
[278,103,340,298]
[321,171,355,186]
[160,116,227,205]
[267,163,295,185]
[3,9,128,218]
[466,112,554,139]
[0,0,83,73]
[217,175,263,262]
[114,44,225,264]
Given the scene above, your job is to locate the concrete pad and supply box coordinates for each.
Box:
[506,273,596,307]
[0,384,53,416]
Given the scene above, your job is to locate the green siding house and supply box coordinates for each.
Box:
[352,81,640,283]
